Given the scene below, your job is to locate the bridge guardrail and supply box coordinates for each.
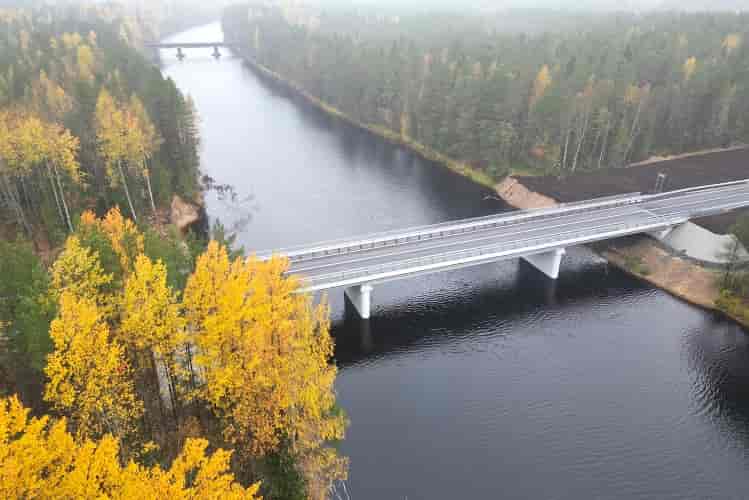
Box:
[258,192,645,262]
[296,213,686,290]
[643,178,749,201]
[262,180,749,273]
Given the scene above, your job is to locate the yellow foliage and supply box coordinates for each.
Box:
[0,109,80,182]
[183,242,348,493]
[722,33,741,53]
[30,70,74,121]
[96,89,160,194]
[95,88,127,178]
[44,292,142,440]
[127,94,162,165]
[79,207,145,275]
[47,122,81,180]
[77,44,96,82]
[0,396,261,499]
[101,206,145,274]
[50,235,113,308]
[683,56,697,81]
[530,64,552,109]
[624,84,644,105]
[61,32,83,50]
[121,255,186,392]
[122,254,184,352]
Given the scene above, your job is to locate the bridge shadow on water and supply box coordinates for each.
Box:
[332,260,652,368]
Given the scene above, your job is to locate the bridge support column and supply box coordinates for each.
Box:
[212,46,221,59]
[522,248,566,279]
[345,284,373,319]
[176,47,185,60]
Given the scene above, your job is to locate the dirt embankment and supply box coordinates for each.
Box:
[601,238,720,309]
[494,151,749,327]
[501,146,749,235]
[496,177,558,210]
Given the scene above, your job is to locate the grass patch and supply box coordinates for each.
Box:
[624,254,651,276]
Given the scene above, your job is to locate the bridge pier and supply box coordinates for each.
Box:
[212,46,221,59]
[176,47,185,60]
[521,248,566,279]
[345,284,373,319]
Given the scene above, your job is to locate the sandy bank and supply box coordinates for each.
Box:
[496,175,749,328]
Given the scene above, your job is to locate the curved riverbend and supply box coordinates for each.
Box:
[162,23,749,500]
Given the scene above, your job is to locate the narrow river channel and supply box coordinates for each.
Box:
[162,23,749,500]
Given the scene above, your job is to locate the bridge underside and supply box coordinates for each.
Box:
[343,247,568,319]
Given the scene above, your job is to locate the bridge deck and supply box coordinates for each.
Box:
[145,42,237,49]
[256,181,749,291]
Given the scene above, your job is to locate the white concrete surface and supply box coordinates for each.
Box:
[656,221,749,264]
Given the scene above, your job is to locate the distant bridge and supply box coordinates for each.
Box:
[144,42,239,59]
[256,180,749,319]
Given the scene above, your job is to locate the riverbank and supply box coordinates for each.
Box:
[231,39,749,326]
[498,170,749,328]
[600,238,749,328]
[229,46,497,190]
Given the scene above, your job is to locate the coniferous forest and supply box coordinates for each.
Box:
[0,4,200,246]
[223,3,749,180]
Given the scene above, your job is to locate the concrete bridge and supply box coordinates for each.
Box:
[257,180,749,319]
[145,42,238,60]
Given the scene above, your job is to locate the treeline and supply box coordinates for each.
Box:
[1,209,347,499]
[717,216,749,324]
[0,5,199,245]
[223,4,749,179]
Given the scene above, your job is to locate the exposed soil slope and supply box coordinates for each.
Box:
[505,147,749,233]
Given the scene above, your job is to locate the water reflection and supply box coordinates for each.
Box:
[686,317,749,451]
[333,261,647,368]
[164,23,749,500]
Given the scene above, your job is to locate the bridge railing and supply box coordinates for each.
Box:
[641,181,749,218]
[297,213,687,290]
[257,192,644,262]
[644,179,749,202]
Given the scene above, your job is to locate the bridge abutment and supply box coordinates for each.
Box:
[521,248,566,279]
[345,284,373,319]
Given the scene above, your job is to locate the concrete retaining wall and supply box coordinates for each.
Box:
[657,221,749,264]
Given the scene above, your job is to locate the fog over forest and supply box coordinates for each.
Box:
[307,0,746,12]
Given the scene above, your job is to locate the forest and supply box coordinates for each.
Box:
[223,3,749,180]
[0,3,200,247]
[0,4,348,499]
[1,209,347,499]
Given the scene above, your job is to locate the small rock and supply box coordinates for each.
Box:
[170,194,200,232]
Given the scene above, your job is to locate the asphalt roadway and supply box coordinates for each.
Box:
[265,182,749,289]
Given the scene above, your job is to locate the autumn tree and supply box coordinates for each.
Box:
[121,254,186,424]
[44,292,142,441]
[50,235,114,311]
[96,88,139,221]
[183,242,347,498]
[125,95,162,214]
[0,110,80,235]
[529,64,552,110]
[0,396,260,499]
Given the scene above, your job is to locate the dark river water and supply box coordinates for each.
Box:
[162,24,749,499]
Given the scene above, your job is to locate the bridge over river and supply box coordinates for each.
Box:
[257,180,749,318]
[145,41,238,59]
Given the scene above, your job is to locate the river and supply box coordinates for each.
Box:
[162,23,749,499]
